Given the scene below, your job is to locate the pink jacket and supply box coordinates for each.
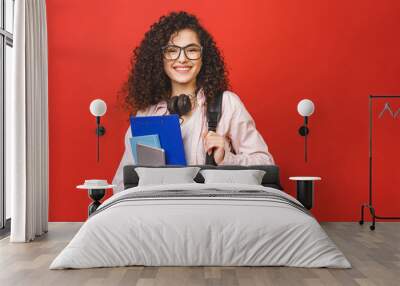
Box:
[112,90,274,193]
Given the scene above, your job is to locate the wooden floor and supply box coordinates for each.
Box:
[0,222,399,286]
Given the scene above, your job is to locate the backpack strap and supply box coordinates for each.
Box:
[205,92,223,165]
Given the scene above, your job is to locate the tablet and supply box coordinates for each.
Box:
[130,114,187,165]
[136,144,166,166]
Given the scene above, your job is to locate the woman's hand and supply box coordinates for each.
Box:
[203,131,228,165]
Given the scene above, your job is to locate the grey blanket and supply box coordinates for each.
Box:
[92,189,309,217]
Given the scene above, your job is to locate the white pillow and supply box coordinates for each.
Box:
[200,169,266,185]
[135,167,201,186]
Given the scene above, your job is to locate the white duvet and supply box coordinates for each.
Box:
[50,183,351,269]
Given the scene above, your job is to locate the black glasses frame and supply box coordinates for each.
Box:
[161,44,203,60]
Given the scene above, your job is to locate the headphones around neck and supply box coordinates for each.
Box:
[167,94,194,117]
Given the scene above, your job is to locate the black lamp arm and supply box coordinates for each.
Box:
[298,116,310,162]
[298,116,309,136]
[95,116,106,136]
[95,116,106,162]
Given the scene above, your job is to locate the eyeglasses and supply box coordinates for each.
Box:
[162,44,203,60]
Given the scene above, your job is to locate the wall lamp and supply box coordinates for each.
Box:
[89,99,107,162]
[297,99,315,162]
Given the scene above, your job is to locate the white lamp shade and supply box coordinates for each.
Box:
[297,99,315,117]
[90,99,107,117]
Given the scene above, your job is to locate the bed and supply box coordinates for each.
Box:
[50,165,350,269]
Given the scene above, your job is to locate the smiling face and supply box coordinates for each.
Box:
[163,29,203,89]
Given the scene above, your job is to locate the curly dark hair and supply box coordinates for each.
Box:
[121,11,229,113]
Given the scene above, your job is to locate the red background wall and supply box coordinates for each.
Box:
[46,0,400,222]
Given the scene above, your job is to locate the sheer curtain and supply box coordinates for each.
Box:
[8,0,49,242]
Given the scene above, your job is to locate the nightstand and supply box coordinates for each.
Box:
[289,176,321,210]
[77,181,115,216]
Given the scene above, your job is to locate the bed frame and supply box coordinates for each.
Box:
[123,165,283,190]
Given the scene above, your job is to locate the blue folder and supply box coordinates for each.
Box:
[130,115,187,165]
[129,134,161,162]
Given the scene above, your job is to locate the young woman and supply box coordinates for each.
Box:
[112,11,274,192]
